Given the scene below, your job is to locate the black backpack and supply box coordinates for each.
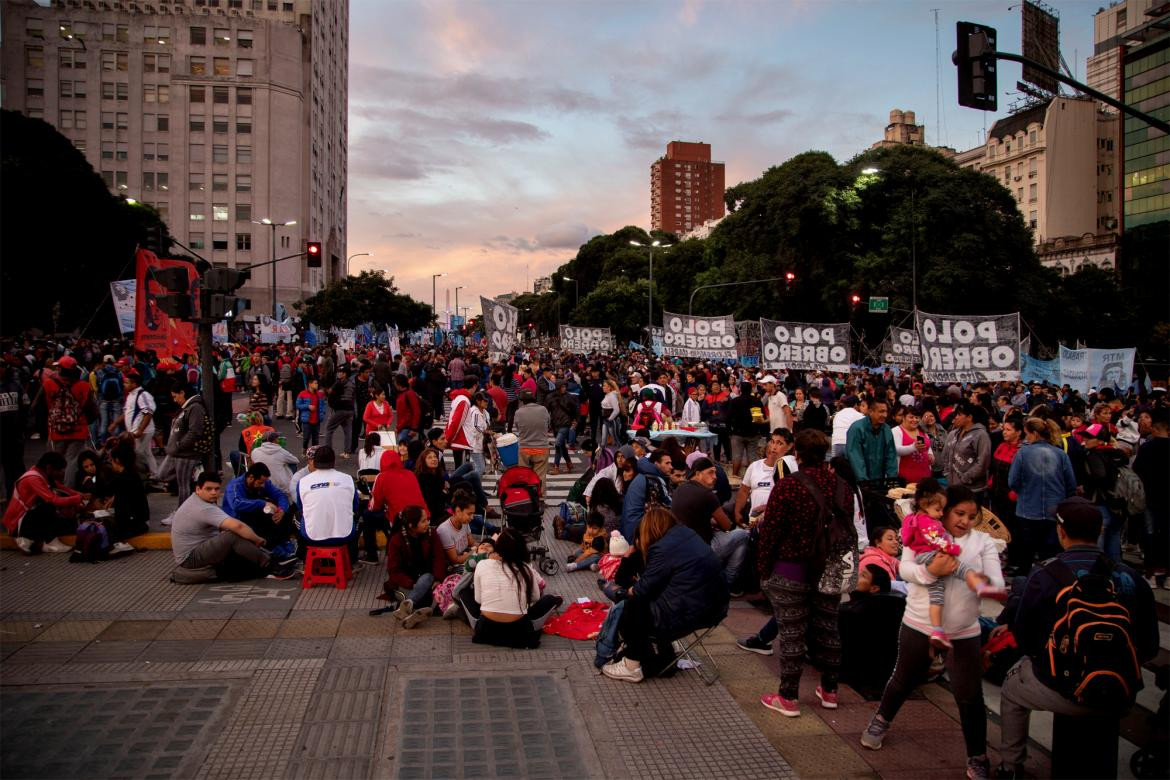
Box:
[794,471,857,568]
[1045,556,1142,709]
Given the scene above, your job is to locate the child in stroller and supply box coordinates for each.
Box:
[497,464,559,576]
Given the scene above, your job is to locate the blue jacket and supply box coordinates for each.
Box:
[631,524,729,638]
[223,474,290,518]
[620,457,672,543]
[1008,440,1076,520]
[295,391,328,425]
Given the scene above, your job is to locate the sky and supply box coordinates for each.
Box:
[346,0,1099,317]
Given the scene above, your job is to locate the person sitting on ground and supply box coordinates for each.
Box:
[367,448,427,562]
[671,455,749,591]
[733,428,795,526]
[435,489,476,569]
[170,471,296,581]
[837,563,907,697]
[222,462,292,554]
[413,446,448,527]
[600,506,729,683]
[619,448,673,543]
[456,526,563,649]
[597,530,630,583]
[250,430,299,498]
[565,514,607,572]
[858,525,905,594]
[588,477,624,536]
[2,451,83,554]
[105,445,149,551]
[296,445,360,563]
[384,505,446,629]
[992,496,1158,779]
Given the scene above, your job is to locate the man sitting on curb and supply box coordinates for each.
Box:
[223,462,292,556]
[171,471,297,582]
[993,496,1158,778]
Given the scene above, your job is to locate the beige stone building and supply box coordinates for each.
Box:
[952,97,1120,274]
[1,0,348,315]
[870,109,926,150]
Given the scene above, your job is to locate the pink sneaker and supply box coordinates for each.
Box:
[761,693,800,717]
[929,629,953,650]
[815,686,838,709]
[976,583,1009,602]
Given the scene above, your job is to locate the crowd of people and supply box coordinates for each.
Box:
[0,335,1165,777]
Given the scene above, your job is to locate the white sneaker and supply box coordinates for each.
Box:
[110,541,136,555]
[442,602,462,620]
[403,609,429,629]
[15,537,34,554]
[601,659,644,683]
[160,516,174,527]
[393,598,414,620]
[42,538,73,553]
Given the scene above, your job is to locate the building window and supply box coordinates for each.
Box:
[116,112,128,130]
[237,59,254,77]
[143,172,157,192]
[26,46,44,69]
[212,173,228,191]
[189,115,205,132]
[238,31,253,49]
[26,18,44,38]
[189,143,205,162]
[190,173,206,191]
[1029,183,1038,202]
[214,28,231,45]
[236,203,252,221]
[101,111,115,129]
[213,119,229,134]
[237,145,252,163]
[156,114,170,132]
[190,85,206,103]
[101,171,114,188]
[60,80,86,98]
[60,110,87,129]
[143,53,170,73]
[213,234,229,251]
[236,174,252,192]
[190,26,207,45]
[212,145,228,163]
[190,56,207,76]
[236,233,251,250]
[212,205,229,221]
[1017,188,1024,201]
[102,23,115,42]
[144,142,156,161]
[214,57,231,76]
[213,86,229,104]
[189,235,205,250]
[144,84,169,103]
[101,51,128,71]
[116,142,128,160]
[26,78,44,98]
[157,143,170,161]
[59,49,85,69]
[1030,157,1037,175]
[115,171,127,191]
[237,120,252,134]
[190,203,206,221]
[237,87,252,105]
[102,141,114,159]
[143,26,171,45]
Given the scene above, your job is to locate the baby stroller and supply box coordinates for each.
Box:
[497,465,559,576]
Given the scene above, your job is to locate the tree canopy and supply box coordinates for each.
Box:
[293,271,432,331]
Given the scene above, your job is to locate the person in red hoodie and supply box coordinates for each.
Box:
[362,383,394,435]
[366,449,426,563]
[443,377,480,468]
[393,374,421,443]
[43,355,98,487]
[3,451,83,554]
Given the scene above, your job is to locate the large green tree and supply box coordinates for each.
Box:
[294,271,432,331]
[1,109,171,336]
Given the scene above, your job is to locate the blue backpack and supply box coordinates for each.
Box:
[99,368,123,401]
[70,521,109,563]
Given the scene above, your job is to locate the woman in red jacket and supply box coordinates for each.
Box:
[362,384,394,436]
[365,449,427,563]
[383,506,447,629]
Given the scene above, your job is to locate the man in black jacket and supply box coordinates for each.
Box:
[994,497,1158,777]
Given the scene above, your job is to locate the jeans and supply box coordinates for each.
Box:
[602,418,620,447]
[553,427,572,467]
[181,530,269,572]
[324,410,353,454]
[469,451,486,474]
[158,456,200,509]
[998,656,1103,771]
[407,572,436,609]
[762,572,841,700]
[99,400,120,443]
[301,421,319,451]
[568,553,601,571]
[710,528,750,585]
[1097,503,1123,563]
[50,439,86,487]
[450,462,489,509]
[755,617,778,644]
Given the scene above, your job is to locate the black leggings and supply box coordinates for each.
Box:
[877,625,987,758]
[457,589,562,649]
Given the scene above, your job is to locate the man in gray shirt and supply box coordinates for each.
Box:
[171,471,296,580]
[512,390,550,488]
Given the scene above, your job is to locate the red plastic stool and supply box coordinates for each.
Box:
[302,546,352,590]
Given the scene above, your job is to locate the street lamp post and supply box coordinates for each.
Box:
[561,276,578,310]
[347,251,372,267]
[688,273,795,315]
[252,217,296,317]
[431,273,447,342]
[861,167,917,311]
[629,239,671,335]
[455,286,464,324]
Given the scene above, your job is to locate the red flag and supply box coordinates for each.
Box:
[134,248,198,359]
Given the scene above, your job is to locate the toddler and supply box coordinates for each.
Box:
[566,516,606,572]
[597,531,630,582]
[901,479,1006,649]
[464,539,494,573]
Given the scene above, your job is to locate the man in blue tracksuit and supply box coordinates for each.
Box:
[619,450,673,543]
[223,462,291,551]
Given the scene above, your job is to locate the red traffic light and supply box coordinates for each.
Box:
[307,241,321,255]
[850,294,861,304]
[306,241,322,268]
[785,272,796,282]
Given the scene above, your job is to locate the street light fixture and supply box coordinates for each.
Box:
[252,217,296,317]
[859,166,918,311]
[347,251,372,265]
[629,239,671,335]
[688,274,795,315]
[454,286,465,324]
[431,272,447,322]
[561,276,578,310]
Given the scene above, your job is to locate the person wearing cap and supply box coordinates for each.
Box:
[672,456,749,589]
[760,375,792,432]
[992,497,1158,778]
[108,369,159,481]
[250,430,299,498]
[43,355,98,487]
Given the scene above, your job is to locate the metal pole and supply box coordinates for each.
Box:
[689,275,792,315]
[911,187,917,312]
[270,223,277,318]
[648,247,654,334]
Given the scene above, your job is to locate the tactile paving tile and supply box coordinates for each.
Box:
[1,681,239,780]
[395,675,583,780]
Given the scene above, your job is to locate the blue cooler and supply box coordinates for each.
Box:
[495,433,519,468]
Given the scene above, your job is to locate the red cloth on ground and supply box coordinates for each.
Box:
[542,600,609,640]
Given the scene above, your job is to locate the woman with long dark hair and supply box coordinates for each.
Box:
[458,527,562,648]
[414,446,447,527]
[589,477,624,535]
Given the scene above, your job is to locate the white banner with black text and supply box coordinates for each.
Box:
[559,325,613,353]
[481,296,518,361]
[660,312,737,359]
[915,311,1021,382]
[759,319,851,371]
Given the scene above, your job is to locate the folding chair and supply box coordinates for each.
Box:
[656,623,722,685]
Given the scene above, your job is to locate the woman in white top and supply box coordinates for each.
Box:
[600,379,622,446]
[460,527,562,648]
[859,484,1004,778]
[462,392,492,473]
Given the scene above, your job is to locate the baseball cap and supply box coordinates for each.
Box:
[759,375,778,384]
[54,355,78,370]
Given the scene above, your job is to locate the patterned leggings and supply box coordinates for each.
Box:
[762,572,841,700]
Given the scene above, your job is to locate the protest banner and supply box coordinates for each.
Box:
[1020,354,1061,386]
[481,296,518,360]
[560,325,613,353]
[1059,346,1135,395]
[110,279,136,335]
[661,312,736,359]
[915,311,1020,382]
[735,321,761,367]
[333,328,356,351]
[759,319,851,371]
[134,249,197,358]
[882,326,920,366]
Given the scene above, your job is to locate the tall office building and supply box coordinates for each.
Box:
[650,141,725,235]
[1,0,348,315]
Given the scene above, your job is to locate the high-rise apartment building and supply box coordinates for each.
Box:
[1086,0,1168,231]
[1,0,348,315]
[650,141,725,235]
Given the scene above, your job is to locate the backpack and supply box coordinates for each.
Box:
[556,501,588,540]
[634,400,660,430]
[643,473,671,508]
[1045,556,1142,709]
[48,382,83,436]
[794,471,858,594]
[417,395,434,431]
[1109,465,1147,516]
[567,467,595,505]
[99,369,123,401]
[187,398,216,456]
[70,520,110,563]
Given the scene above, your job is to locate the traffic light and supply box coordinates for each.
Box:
[850,294,862,305]
[954,22,997,111]
[203,268,251,321]
[151,265,193,318]
[306,241,322,268]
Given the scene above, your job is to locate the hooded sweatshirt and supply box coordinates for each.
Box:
[369,449,428,521]
[619,457,672,543]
